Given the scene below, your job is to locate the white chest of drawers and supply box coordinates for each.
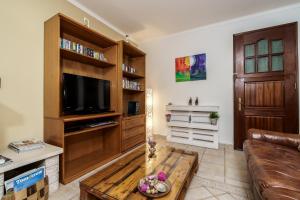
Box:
[166,105,219,149]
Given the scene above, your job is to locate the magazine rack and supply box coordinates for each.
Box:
[1,176,49,200]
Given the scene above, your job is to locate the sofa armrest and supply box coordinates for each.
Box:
[247,129,300,150]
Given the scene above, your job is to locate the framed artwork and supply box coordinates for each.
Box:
[175,53,206,82]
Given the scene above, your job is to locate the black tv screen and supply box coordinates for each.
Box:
[62,73,110,115]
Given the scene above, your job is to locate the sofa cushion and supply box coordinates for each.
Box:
[262,188,300,200]
[244,140,300,196]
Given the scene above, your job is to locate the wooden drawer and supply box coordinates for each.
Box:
[122,134,145,151]
[123,125,145,140]
[122,115,145,130]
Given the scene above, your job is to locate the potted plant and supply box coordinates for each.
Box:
[209,112,219,125]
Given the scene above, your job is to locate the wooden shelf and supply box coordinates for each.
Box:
[123,114,145,119]
[123,88,145,93]
[62,112,121,122]
[122,41,145,57]
[122,71,144,79]
[64,150,121,184]
[59,13,117,48]
[61,49,115,68]
[64,123,119,137]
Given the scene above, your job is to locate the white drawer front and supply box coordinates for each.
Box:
[170,128,189,139]
[170,114,189,122]
[191,115,210,123]
[192,133,214,141]
[192,129,215,141]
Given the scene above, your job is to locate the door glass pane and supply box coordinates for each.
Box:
[258,57,268,72]
[272,40,283,54]
[245,58,255,73]
[272,55,283,71]
[245,44,255,57]
[258,39,268,55]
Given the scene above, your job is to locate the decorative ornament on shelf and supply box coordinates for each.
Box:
[195,97,199,106]
[125,34,130,43]
[147,137,157,158]
[83,17,90,28]
[209,112,220,125]
[188,97,192,106]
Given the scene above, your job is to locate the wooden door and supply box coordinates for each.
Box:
[234,23,298,150]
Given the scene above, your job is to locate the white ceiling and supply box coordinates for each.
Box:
[69,0,300,42]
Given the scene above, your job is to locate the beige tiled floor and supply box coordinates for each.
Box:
[49,135,253,200]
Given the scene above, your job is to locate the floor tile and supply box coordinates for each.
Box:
[185,187,213,200]
[206,187,226,196]
[225,167,249,183]
[202,153,224,165]
[217,193,236,200]
[205,148,224,157]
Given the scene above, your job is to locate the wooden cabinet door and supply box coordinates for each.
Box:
[234,23,298,150]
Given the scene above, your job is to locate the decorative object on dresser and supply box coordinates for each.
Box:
[166,105,219,149]
[0,144,62,199]
[118,40,146,152]
[209,112,220,125]
[188,97,192,105]
[195,97,199,106]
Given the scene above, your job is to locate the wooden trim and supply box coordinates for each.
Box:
[62,112,121,122]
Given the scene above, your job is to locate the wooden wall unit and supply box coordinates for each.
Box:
[44,13,121,184]
[118,41,146,152]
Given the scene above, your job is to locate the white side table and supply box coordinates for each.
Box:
[0,144,63,198]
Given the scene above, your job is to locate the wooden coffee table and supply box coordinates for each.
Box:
[80,144,199,200]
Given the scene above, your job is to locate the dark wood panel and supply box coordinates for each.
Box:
[245,116,283,132]
[244,81,284,107]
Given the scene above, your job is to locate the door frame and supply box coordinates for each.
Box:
[233,22,299,150]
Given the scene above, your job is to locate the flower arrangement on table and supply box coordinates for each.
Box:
[138,171,170,197]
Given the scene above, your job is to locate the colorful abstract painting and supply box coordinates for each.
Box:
[175,53,206,82]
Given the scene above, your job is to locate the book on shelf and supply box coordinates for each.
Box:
[8,139,45,153]
[0,155,12,167]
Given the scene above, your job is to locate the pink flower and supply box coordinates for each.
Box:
[140,183,149,192]
[157,171,167,181]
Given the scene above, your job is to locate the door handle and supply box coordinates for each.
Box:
[238,97,242,111]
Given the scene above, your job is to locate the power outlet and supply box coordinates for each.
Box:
[83,17,90,28]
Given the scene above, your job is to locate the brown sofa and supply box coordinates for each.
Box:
[243,129,300,200]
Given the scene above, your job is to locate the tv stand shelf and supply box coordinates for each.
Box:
[62,112,121,122]
[64,122,119,137]
[61,49,115,68]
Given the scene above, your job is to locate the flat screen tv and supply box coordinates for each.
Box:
[62,73,110,115]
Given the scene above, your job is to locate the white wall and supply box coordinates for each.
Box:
[141,4,300,144]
